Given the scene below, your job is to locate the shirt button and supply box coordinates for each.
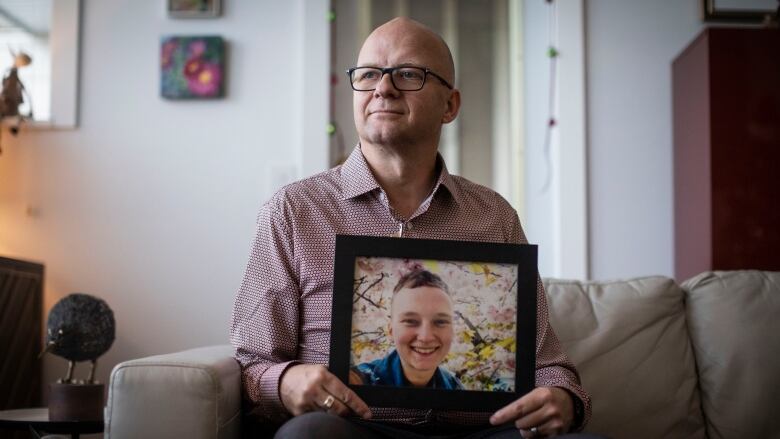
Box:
[407,222,413,231]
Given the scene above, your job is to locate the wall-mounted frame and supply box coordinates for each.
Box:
[15,0,82,129]
[330,235,538,411]
[0,0,80,129]
[160,35,225,99]
[167,0,221,18]
[703,0,777,23]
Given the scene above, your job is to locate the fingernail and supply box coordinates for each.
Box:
[363,411,372,419]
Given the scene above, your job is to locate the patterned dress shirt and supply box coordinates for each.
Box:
[230,146,591,429]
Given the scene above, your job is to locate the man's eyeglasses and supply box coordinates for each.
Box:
[346,66,454,92]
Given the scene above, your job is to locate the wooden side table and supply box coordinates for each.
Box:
[0,408,103,439]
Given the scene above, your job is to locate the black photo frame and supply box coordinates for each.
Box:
[329,235,538,412]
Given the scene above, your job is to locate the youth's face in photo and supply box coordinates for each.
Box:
[390,286,454,385]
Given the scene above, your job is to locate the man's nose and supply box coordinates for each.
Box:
[374,72,400,97]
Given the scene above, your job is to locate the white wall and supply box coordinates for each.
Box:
[586,0,703,280]
[525,0,704,280]
[0,0,328,391]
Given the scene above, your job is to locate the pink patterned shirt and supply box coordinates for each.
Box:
[230,146,591,428]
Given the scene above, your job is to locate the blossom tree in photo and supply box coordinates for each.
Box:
[351,257,518,391]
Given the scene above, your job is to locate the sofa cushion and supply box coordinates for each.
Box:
[682,270,780,439]
[544,277,705,439]
[106,345,241,439]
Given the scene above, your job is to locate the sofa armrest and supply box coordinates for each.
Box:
[105,345,241,439]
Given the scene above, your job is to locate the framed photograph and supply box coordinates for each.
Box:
[703,0,777,23]
[330,235,538,411]
[161,36,225,99]
[168,0,222,18]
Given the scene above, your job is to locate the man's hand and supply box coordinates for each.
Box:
[279,364,372,419]
[489,387,574,438]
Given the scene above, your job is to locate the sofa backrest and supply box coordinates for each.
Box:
[543,276,706,439]
[682,270,780,439]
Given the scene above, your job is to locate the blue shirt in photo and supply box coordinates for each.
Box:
[353,349,464,390]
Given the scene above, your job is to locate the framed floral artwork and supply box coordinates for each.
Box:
[168,0,222,18]
[330,235,538,411]
[160,36,225,99]
[702,0,777,23]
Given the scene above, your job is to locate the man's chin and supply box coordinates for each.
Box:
[360,131,415,149]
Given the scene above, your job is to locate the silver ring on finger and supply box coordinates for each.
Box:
[322,394,335,410]
[530,426,539,437]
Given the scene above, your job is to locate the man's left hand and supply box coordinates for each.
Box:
[489,387,574,438]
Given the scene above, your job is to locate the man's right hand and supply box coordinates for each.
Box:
[279,364,372,419]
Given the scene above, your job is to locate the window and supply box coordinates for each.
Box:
[0,0,52,121]
[330,0,524,215]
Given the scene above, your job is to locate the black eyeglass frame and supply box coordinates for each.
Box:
[346,66,454,91]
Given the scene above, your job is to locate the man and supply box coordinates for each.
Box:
[351,269,463,390]
[231,17,598,438]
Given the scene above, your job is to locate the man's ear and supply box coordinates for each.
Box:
[441,89,461,124]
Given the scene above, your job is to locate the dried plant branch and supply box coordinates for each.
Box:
[353,273,388,309]
[455,310,486,347]
[351,329,386,339]
[499,279,517,308]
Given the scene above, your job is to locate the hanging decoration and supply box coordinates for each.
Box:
[328,8,348,166]
[541,0,559,192]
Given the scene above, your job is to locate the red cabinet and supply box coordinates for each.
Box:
[673,28,780,280]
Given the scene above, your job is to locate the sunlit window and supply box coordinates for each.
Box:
[0,0,51,121]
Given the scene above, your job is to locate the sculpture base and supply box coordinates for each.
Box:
[48,382,104,421]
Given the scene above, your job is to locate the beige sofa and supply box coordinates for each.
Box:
[104,270,780,439]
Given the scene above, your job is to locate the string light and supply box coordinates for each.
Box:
[541,0,559,193]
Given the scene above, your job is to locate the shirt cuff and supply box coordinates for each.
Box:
[547,382,589,432]
[257,360,300,421]
[561,388,586,432]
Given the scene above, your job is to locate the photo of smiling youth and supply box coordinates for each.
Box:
[331,235,537,411]
[350,269,464,389]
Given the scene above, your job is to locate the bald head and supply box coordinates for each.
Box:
[358,17,455,85]
[351,17,461,153]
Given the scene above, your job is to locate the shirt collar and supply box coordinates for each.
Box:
[339,144,463,206]
[433,157,462,206]
[339,145,382,201]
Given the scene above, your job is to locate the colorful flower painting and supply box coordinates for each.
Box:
[351,257,519,391]
[161,36,224,99]
[168,0,221,18]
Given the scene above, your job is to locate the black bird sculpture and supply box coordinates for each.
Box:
[40,293,115,384]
